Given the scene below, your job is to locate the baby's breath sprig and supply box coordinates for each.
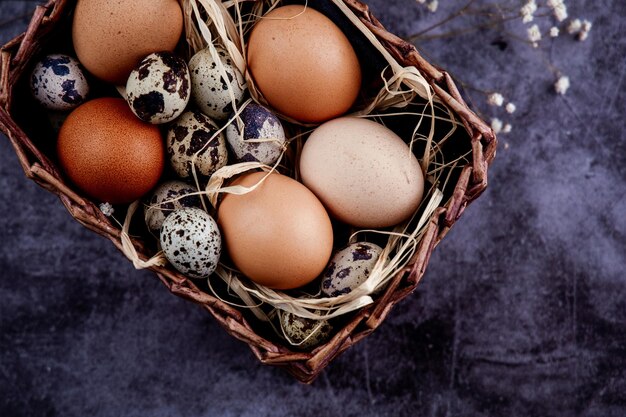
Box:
[410,0,594,138]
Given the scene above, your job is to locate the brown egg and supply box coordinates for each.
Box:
[247,5,361,124]
[218,172,334,290]
[57,97,165,204]
[72,0,183,85]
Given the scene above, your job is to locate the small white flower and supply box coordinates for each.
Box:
[579,20,592,41]
[546,0,563,7]
[503,124,512,134]
[555,75,570,95]
[487,92,505,106]
[567,19,582,34]
[99,202,115,217]
[416,0,427,3]
[554,4,568,22]
[427,0,438,12]
[527,24,542,46]
[491,118,503,134]
[550,27,560,37]
[521,1,537,23]
[505,103,517,114]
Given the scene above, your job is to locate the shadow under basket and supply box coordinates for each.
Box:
[0,0,497,383]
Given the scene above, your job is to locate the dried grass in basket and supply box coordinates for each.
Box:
[0,0,497,383]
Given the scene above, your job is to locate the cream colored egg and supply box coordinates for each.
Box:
[300,117,425,228]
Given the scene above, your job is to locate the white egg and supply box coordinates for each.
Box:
[225,102,286,165]
[144,180,202,236]
[160,207,222,279]
[126,52,190,124]
[321,242,384,297]
[189,47,245,120]
[166,110,228,180]
[279,310,333,350]
[30,54,89,111]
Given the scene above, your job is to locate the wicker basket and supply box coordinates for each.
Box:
[0,0,496,383]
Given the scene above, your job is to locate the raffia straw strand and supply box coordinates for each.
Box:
[120,201,167,269]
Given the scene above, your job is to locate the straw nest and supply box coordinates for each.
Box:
[0,0,496,383]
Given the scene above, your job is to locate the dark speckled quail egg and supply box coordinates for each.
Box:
[279,310,333,350]
[166,110,228,179]
[126,52,190,124]
[189,47,245,120]
[30,54,89,111]
[225,102,286,165]
[321,242,384,297]
[160,207,221,279]
[144,180,202,236]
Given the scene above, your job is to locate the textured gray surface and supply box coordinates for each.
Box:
[1,1,625,416]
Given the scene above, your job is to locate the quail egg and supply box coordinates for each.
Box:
[160,207,222,279]
[30,54,89,111]
[144,180,203,236]
[225,102,286,165]
[279,310,333,350]
[321,242,384,297]
[166,110,228,180]
[189,47,245,120]
[126,52,190,124]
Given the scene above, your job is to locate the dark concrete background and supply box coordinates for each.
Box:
[1,1,625,416]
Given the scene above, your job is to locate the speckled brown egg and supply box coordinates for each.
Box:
[189,47,246,121]
[247,5,361,123]
[166,110,228,180]
[218,171,334,290]
[279,310,333,350]
[225,102,286,165]
[57,97,165,204]
[144,180,202,236]
[72,0,183,85]
[321,242,384,297]
[126,52,190,124]
[300,117,425,228]
[160,207,221,279]
[30,54,89,111]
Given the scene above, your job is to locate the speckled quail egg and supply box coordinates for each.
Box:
[144,180,202,236]
[321,242,384,297]
[189,47,245,120]
[126,52,190,124]
[225,102,286,165]
[166,110,228,180]
[279,310,333,350]
[160,207,222,279]
[30,54,89,111]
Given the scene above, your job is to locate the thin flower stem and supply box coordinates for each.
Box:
[409,0,478,40]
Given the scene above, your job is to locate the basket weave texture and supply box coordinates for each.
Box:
[0,0,496,383]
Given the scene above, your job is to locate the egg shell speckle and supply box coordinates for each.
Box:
[126,52,190,124]
[166,110,228,179]
[144,180,202,236]
[30,54,89,111]
[321,242,384,297]
[189,47,245,120]
[225,102,286,165]
[280,310,333,350]
[160,207,222,279]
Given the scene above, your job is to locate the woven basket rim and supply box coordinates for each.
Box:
[0,0,497,384]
